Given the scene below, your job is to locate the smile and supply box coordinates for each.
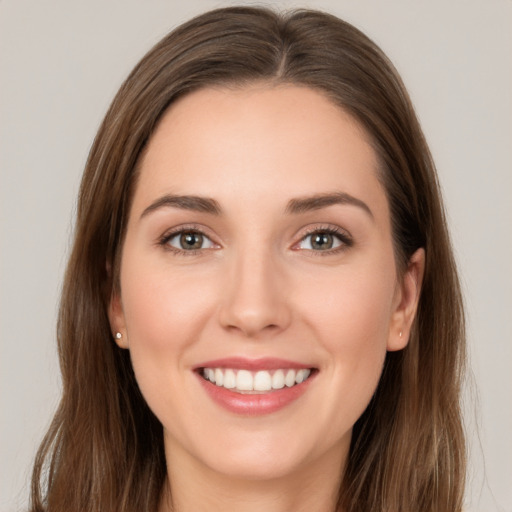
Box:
[201,367,312,393]
[195,358,317,415]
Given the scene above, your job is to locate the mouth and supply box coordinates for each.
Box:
[194,358,317,415]
[198,367,314,394]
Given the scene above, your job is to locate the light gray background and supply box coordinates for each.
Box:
[1,1,511,511]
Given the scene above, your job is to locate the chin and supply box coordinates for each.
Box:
[175,422,351,483]
[204,448,310,482]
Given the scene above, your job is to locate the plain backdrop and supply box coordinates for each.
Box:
[1,1,511,511]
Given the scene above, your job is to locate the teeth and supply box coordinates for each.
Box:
[285,369,296,387]
[271,369,285,389]
[223,369,236,389]
[214,368,223,387]
[295,369,310,384]
[201,367,312,393]
[236,370,253,391]
[254,370,272,391]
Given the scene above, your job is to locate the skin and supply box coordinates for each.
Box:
[109,84,424,512]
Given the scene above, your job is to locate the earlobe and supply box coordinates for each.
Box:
[114,331,128,348]
[387,248,425,352]
[108,290,129,349]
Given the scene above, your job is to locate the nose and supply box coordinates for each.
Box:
[218,248,292,338]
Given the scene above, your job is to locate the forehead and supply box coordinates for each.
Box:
[133,85,386,218]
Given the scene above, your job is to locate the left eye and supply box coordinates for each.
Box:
[166,231,215,251]
[298,231,344,251]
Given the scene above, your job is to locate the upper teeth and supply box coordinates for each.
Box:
[202,368,312,392]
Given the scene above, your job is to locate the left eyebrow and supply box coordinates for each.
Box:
[285,192,374,220]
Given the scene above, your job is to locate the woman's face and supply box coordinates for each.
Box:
[110,85,422,481]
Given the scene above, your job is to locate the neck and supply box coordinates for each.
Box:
[159,440,347,512]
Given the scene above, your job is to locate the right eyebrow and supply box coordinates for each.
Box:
[140,194,222,219]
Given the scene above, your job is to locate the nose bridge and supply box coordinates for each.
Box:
[219,241,291,336]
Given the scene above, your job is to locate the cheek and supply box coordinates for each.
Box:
[121,263,216,347]
[302,262,395,345]
[118,260,219,400]
[297,263,395,417]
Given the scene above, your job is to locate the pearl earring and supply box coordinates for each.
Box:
[115,332,122,340]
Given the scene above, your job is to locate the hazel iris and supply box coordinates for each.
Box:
[310,232,335,250]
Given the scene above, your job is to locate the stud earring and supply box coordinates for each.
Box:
[115,332,122,340]
[399,331,403,338]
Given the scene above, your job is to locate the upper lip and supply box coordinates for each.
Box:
[193,357,315,371]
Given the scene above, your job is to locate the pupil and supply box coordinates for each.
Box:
[312,232,333,250]
[180,232,202,249]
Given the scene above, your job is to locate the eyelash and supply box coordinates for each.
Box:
[158,224,353,256]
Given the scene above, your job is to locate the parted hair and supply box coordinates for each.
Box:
[30,6,466,512]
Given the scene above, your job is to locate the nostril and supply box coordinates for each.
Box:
[224,321,283,338]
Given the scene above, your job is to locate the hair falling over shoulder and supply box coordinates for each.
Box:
[30,6,466,512]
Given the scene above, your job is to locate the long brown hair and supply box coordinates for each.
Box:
[30,6,466,512]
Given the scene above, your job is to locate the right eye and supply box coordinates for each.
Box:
[164,230,216,252]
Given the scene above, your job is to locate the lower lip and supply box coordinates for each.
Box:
[196,372,315,416]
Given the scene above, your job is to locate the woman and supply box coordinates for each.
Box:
[30,6,466,512]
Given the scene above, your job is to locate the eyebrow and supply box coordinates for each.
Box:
[285,192,374,219]
[140,191,373,220]
[140,194,222,219]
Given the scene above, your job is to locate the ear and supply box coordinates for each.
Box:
[387,248,425,351]
[108,289,129,349]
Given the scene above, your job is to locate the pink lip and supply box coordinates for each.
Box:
[193,357,317,416]
[194,356,311,371]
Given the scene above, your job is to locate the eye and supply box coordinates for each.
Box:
[296,229,350,252]
[165,230,216,251]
